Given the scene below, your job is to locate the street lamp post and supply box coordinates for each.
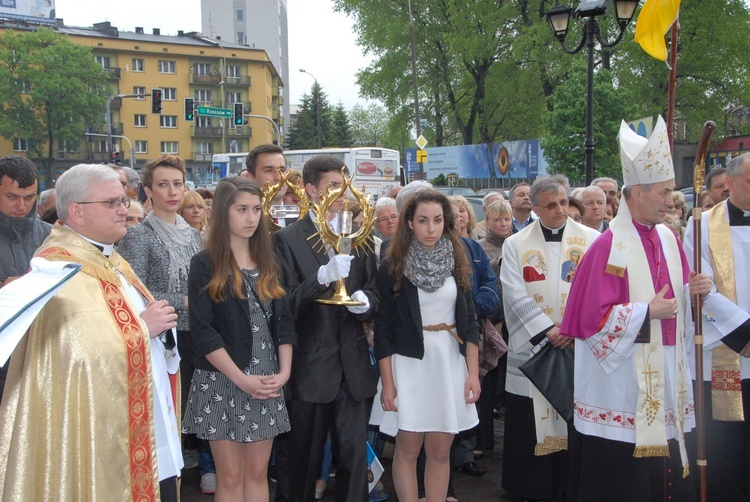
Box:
[546,0,639,185]
[246,113,282,144]
[298,68,323,148]
[407,0,424,179]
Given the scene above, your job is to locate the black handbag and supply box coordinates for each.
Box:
[518,339,574,423]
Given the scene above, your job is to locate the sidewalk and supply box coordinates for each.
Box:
[181,415,524,502]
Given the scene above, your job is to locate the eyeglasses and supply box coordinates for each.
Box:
[533,199,569,211]
[377,215,399,223]
[76,198,131,209]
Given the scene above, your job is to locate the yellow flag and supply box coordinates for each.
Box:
[634,0,681,61]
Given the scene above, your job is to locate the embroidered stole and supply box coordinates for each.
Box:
[516,220,593,455]
[625,225,690,475]
[707,202,745,421]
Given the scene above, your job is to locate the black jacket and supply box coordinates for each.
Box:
[374,259,479,361]
[272,214,379,403]
[187,249,297,372]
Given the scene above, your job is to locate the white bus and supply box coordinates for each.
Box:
[212,147,401,200]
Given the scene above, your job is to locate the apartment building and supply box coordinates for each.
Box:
[0,20,282,186]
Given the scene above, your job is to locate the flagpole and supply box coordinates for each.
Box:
[666,21,679,150]
[692,120,715,502]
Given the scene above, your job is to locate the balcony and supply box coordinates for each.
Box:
[225,75,251,86]
[91,122,123,136]
[190,73,222,85]
[192,126,223,137]
[92,152,111,162]
[195,101,224,109]
[105,67,121,79]
[228,126,251,137]
[193,152,213,162]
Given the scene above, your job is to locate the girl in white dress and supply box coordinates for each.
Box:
[372,189,481,502]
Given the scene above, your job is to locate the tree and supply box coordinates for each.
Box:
[328,102,353,148]
[286,82,330,149]
[349,103,389,146]
[541,60,636,183]
[335,0,553,147]
[0,28,108,167]
[613,0,750,141]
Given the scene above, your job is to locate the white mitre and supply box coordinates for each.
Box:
[618,115,674,186]
[606,115,675,277]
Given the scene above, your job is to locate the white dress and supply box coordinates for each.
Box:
[370,277,479,436]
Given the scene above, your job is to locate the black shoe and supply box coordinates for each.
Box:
[456,461,485,477]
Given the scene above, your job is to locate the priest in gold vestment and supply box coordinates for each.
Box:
[0,164,179,501]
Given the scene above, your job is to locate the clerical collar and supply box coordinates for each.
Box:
[540,221,565,242]
[64,225,114,256]
[727,199,750,226]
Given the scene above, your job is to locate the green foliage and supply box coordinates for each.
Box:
[432,173,448,186]
[286,83,353,149]
[329,102,353,148]
[334,0,750,176]
[541,61,636,183]
[613,0,750,141]
[349,102,389,146]
[334,0,550,147]
[0,28,108,166]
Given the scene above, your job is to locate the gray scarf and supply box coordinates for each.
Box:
[403,235,454,293]
[143,212,199,292]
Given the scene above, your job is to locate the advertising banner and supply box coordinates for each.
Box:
[0,0,56,25]
[406,139,547,180]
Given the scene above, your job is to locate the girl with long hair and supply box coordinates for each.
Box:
[184,177,295,502]
[371,189,481,502]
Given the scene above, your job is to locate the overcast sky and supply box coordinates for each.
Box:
[53,0,373,110]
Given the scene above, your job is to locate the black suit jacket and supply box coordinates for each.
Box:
[272,214,379,403]
[374,259,479,361]
[188,249,297,371]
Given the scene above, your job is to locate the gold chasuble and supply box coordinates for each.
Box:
[707,202,745,421]
[0,226,160,502]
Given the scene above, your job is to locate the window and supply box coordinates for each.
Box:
[160,116,177,128]
[134,86,146,99]
[195,90,212,104]
[12,138,27,152]
[226,65,240,79]
[237,32,245,45]
[135,141,148,153]
[229,141,241,153]
[195,142,212,154]
[226,91,241,104]
[161,141,178,154]
[193,63,212,76]
[236,9,244,21]
[134,114,146,127]
[94,56,111,69]
[158,60,176,74]
[95,140,108,153]
[196,116,213,128]
[132,58,144,72]
[163,88,177,101]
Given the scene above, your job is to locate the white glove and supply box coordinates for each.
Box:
[317,254,354,285]
[347,290,370,315]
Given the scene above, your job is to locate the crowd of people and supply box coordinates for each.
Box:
[0,113,749,502]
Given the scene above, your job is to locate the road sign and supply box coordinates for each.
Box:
[197,106,232,118]
[416,150,428,163]
[416,135,428,150]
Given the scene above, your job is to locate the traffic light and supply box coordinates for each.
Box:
[184,97,195,121]
[111,151,121,165]
[233,102,244,126]
[151,88,163,114]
